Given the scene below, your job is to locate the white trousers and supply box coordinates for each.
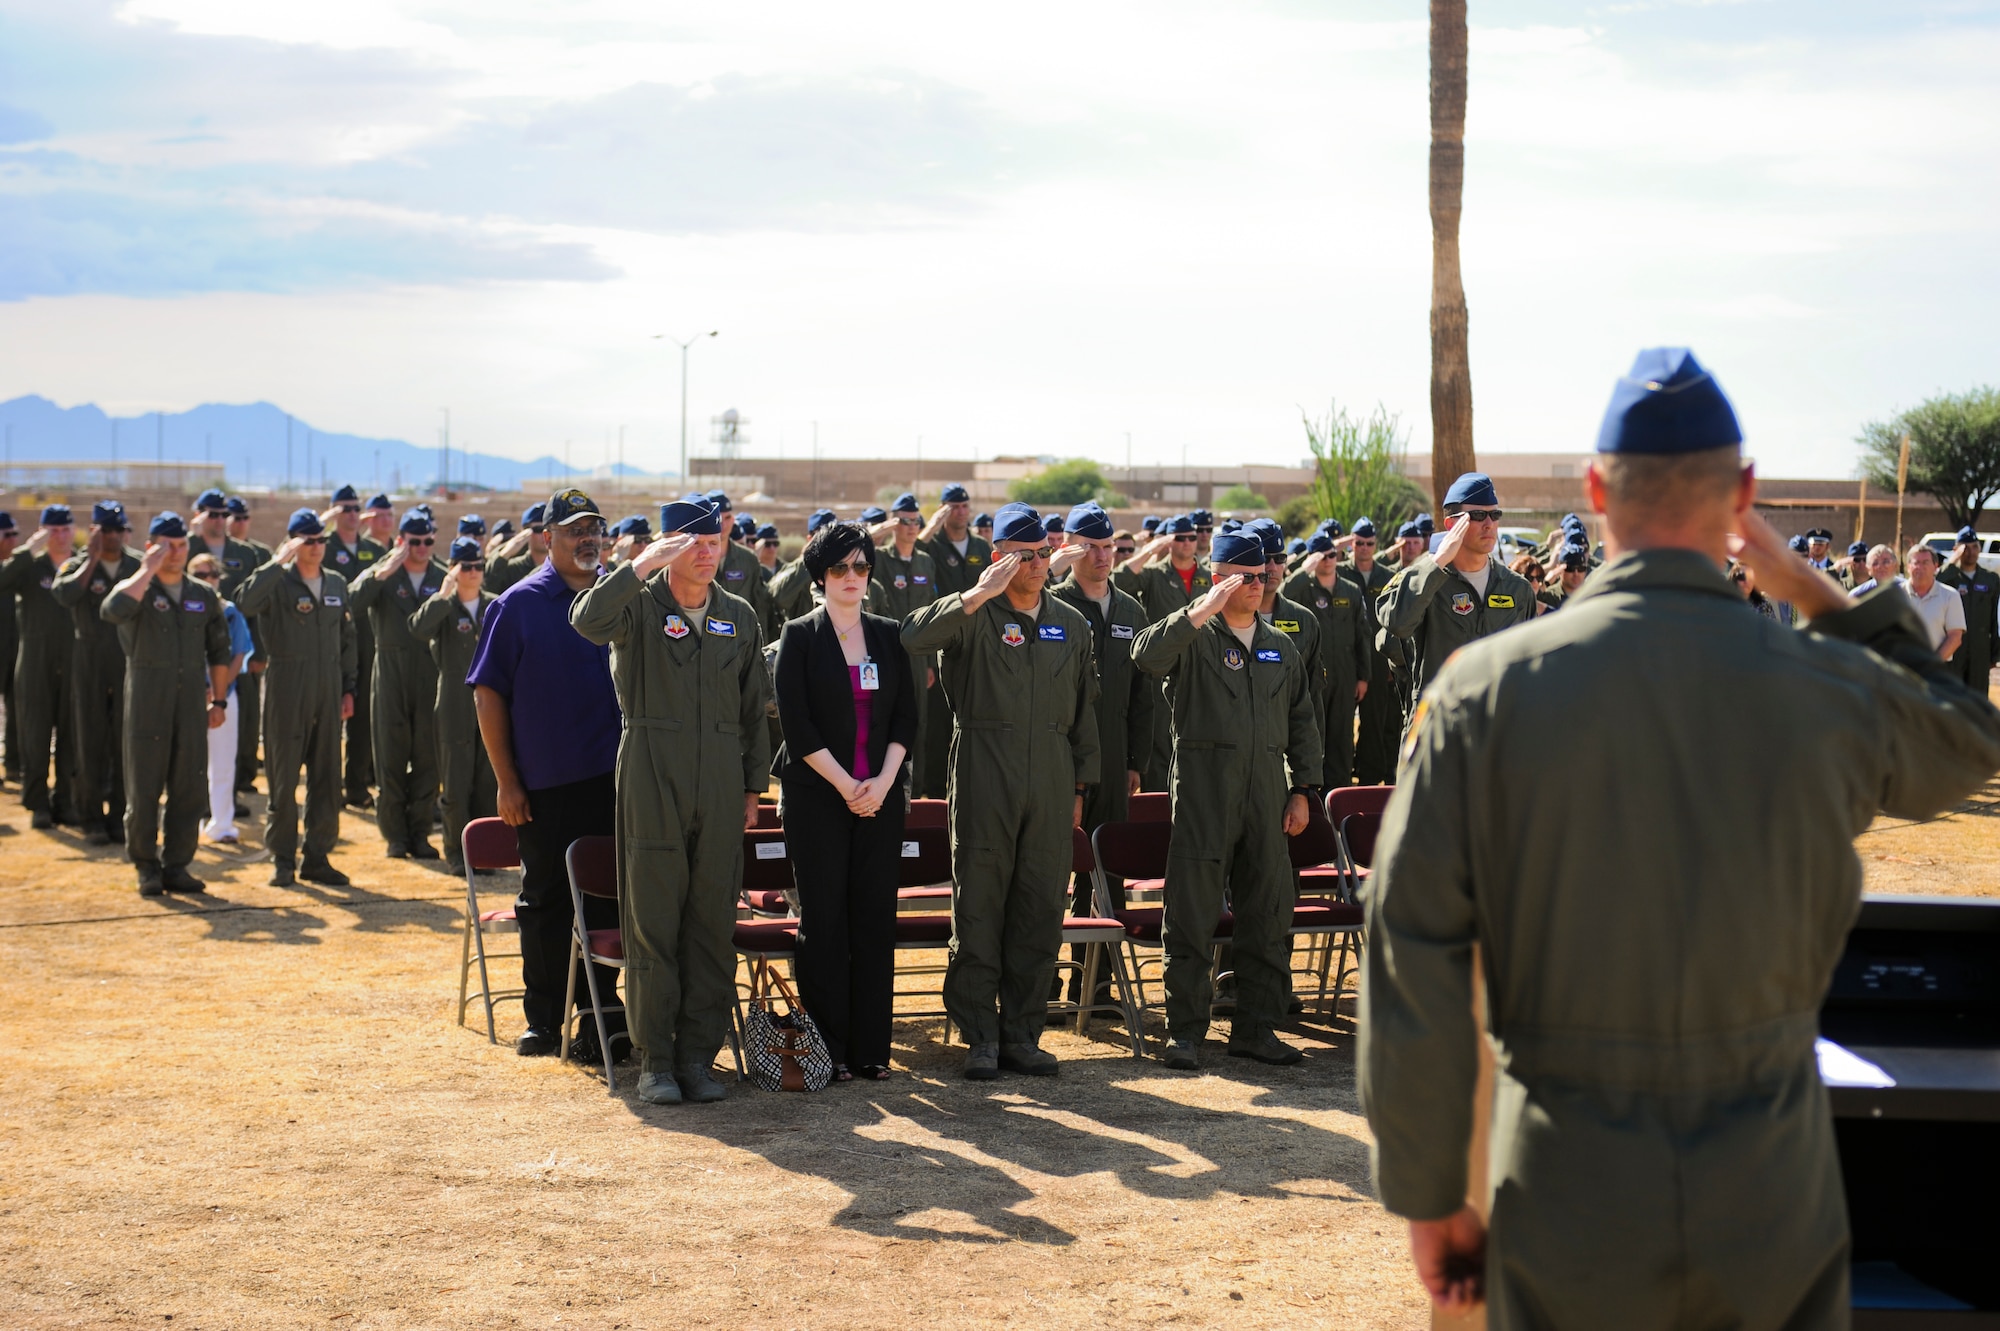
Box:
[202,701,240,840]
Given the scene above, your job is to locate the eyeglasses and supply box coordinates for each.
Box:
[461,560,486,571]
[823,560,871,579]
[897,517,922,527]
[1458,509,1504,524]
[1172,535,1197,544]
[1114,546,1135,558]
[557,522,607,539]
[405,537,434,547]
[299,536,328,546]
[1226,571,1271,585]
[1011,547,1054,562]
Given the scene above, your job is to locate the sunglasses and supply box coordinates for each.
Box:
[897,516,922,526]
[336,505,361,515]
[1114,546,1135,558]
[461,560,486,571]
[558,523,607,539]
[299,536,328,546]
[1004,547,1055,562]
[405,537,435,546]
[823,560,871,579]
[1225,571,1271,585]
[1172,535,1197,543]
[1457,509,1504,524]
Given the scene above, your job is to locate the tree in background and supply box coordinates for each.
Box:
[1303,401,1429,534]
[1215,484,1271,511]
[1428,0,1476,507]
[1008,458,1129,509]
[1860,387,2000,530]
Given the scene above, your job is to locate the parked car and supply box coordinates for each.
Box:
[1496,527,1545,566]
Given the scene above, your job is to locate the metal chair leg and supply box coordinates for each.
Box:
[458,914,474,1029]
[558,935,582,1063]
[577,943,617,1093]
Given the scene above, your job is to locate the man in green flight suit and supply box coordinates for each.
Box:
[191,492,269,796]
[1047,501,1151,1010]
[0,504,79,827]
[916,483,993,798]
[570,498,770,1106]
[234,508,358,888]
[350,508,448,859]
[0,511,19,785]
[1116,514,1212,791]
[411,536,498,877]
[482,501,548,595]
[1336,518,1399,784]
[1938,525,1998,697]
[903,502,1099,1080]
[768,509,832,631]
[1276,523,1374,785]
[703,491,778,642]
[1362,348,2000,1327]
[322,484,384,808]
[1375,473,1535,733]
[53,502,141,843]
[101,512,233,895]
[1133,526,1322,1070]
[866,492,939,795]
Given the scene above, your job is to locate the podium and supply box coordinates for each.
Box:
[1821,895,2000,1327]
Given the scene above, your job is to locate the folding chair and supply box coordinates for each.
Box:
[1090,819,1234,1052]
[751,800,781,829]
[1050,826,1143,1054]
[1312,785,1395,1001]
[560,835,627,1093]
[740,827,797,917]
[895,806,955,909]
[1285,799,1365,1010]
[891,822,957,1032]
[905,797,949,830]
[1126,791,1171,822]
[457,817,524,1042]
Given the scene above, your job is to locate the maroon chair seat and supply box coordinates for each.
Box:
[742,888,791,914]
[1126,791,1171,822]
[896,885,953,903]
[1292,900,1364,929]
[586,927,624,962]
[893,913,954,946]
[458,817,526,1043]
[1113,905,1233,943]
[733,919,799,952]
[1060,916,1128,939]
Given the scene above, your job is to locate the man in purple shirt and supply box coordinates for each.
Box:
[469,488,625,1059]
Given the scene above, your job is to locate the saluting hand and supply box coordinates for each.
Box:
[962,550,1021,610]
[1131,533,1173,567]
[1727,509,1849,622]
[25,528,48,555]
[318,506,342,529]
[1047,542,1084,577]
[1187,574,1243,628]
[377,540,411,576]
[84,528,105,562]
[139,542,169,576]
[1433,515,1470,570]
[631,532,694,579]
[272,536,305,567]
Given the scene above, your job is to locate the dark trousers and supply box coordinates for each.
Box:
[514,772,623,1038]
[70,645,126,832]
[234,669,262,791]
[344,650,374,800]
[1354,661,1398,785]
[783,774,902,1068]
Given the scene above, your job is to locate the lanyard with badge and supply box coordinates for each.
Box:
[858,657,880,691]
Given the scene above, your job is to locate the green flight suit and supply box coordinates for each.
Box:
[1362,552,2000,1330]
[1938,561,1997,697]
[0,548,76,816]
[1345,562,1398,784]
[235,561,357,871]
[1118,558,1212,791]
[410,586,498,867]
[767,557,817,628]
[903,590,1099,1047]
[570,565,770,1075]
[866,543,940,795]
[1133,607,1322,1043]
[0,547,15,779]
[918,531,995,798]
[483,550,539,595]
[1375,552,1536,725]
[1282,567,1374,786]
[1050,576,1152,1001]
[101,576,232,874]
[717,539,777,643]
[325,533,384,800]
[192,532,267,792]
[350,559,448,851]
[53,550,141,833]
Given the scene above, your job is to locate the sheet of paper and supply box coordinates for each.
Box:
[1815,1037,1896,1088]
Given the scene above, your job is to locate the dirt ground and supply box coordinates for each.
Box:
[3,775,1998,1331]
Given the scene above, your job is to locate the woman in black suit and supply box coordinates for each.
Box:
[773,522,918,1081]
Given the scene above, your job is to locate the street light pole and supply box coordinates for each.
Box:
[653,331,718,484]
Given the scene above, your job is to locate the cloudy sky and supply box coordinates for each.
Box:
[1,0,1995,478]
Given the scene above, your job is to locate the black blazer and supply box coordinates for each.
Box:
[773,608,919,789]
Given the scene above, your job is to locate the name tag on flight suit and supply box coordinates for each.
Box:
[324,593,342,606]
[706,618,736,636]
[184,598,206,612]
[1274,619,1300,633]
[1330,597,1350,608]
[1255,648,1282,662]
[1038,624,1066,641]
[724,569,745,581]
[1487,594,1516,609]
[913,574,929,585]
[1111,623,1134,639]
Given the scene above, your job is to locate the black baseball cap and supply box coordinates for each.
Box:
[544,488,603,526]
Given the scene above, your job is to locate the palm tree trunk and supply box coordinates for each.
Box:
[1429,0,1475,508]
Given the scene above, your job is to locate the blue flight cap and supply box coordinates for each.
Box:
[1287,538,1306,556]
[399,508,436,536]
[1397,518,1424,539]
[522,501,547,527]
[659,499,721,536]
[365,493,392,511]
[491,520,514,539]
[1351,516,1376,538]
[807,508,836,534]
[1219,518,1242,534]
[194,488,228,513]
[458,514,485,536]
[1597,347,1743,455]
[891,492,921,515]
[1245,518,1286,559]
[620,515,654,540]
[606,517,629,539]
[149,511,188,539]
[1208,529,1265,568]
[755,524,779,542]
[1308,533,1335,554]
[0,511,14,533]
[991,503,1045,544]
[450,536,483,563]
[41,504,73,526]
[1787,534,1809,553]
[704,489,731,511]
[1443,472,1498,510]
[1163,514,1195,536]
[1140,515,1161,534]
[859,505,888,524]
[940,483,970,504]
[1191,509,1214,528]
[331,483,359,504]
[1416,513,1435,538]
[1848,540,1869,558]
[1957,525,1979,544]
[287,508,324,537]
[92,500,129,530]
[1043,512,1066,535]
[1561,512,1585,531]
[1065,501,1115,540]
[1324,518,1345,538]
[973,511,993,529]
[225,495,250,517]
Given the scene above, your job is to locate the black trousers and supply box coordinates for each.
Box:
[783,773,903,1068]
[514,772,624,1038]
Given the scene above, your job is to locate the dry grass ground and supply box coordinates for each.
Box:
[3,773,1998,1331]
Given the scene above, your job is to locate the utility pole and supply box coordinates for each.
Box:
[1125,431,1132,494]
[286,413,293,492]
[439,407,450,496]
[917,434,923,496]
[306,429,313,494]
[653,331,719,483]
[156,410,163,466]
[617,424,625,506]
[812,420,820,506]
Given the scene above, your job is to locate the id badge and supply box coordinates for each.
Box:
[859,659,880,691]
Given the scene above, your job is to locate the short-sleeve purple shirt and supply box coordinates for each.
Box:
[467,558,621,792]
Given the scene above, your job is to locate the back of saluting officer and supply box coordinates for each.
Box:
[102,512,233,896]
[411,537,499,877]
[1362,348,2000,1327]
[1938,524,1998,697]
[323,485,384,809]
[236,508,358,887]
[0,512,19,785]
[350,508,449,860]
[52,502,141,843]
[0,504,79,827]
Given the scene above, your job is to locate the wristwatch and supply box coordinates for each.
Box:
[209,698,228,713]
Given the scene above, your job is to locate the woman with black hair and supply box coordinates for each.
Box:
[773,522,919,1080]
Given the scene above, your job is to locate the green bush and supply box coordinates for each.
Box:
[1010,459,1112,508]
[1302,401,1427,534]
[1215,484,1270,510]
[1276,494,1319,536]
[1859,387,2000,530]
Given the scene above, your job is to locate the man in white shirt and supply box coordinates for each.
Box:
[1905,544,1965,659]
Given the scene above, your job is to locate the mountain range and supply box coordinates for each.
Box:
[0,396,669,494]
